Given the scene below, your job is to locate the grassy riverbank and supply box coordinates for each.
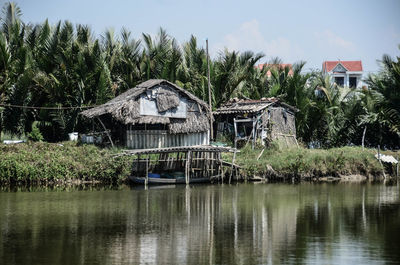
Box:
[0,141,392,185]
[0,142,131,185]
[227,144,386,180]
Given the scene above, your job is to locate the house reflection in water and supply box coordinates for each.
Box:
[1,184,399,265]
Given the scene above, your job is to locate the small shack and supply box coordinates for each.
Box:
[214,98,298,148]
[81,79,211,149]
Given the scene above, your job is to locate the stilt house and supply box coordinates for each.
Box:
[214,98,298,148]
[81,79,211,149]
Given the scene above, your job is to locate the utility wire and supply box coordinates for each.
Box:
[0,103,97,110]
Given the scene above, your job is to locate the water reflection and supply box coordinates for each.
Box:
[0,183,399,264]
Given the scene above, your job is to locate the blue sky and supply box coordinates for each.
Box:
[5,0,400,72]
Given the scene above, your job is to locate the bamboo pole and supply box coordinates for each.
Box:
[206,39,213,141]
[257,149,265,161]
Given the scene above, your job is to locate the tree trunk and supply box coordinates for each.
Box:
[362,126,367,149]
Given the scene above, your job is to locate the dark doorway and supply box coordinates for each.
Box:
[349,77,357,87]
[334,76,344,86]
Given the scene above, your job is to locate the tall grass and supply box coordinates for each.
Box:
[0,141,131,184]
[224,143,384,179]
[0,131,27,142]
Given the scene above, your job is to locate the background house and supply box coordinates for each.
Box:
[214,98,298,148]
[322,60,363,87]
[81,79,211,149]
[256,63,294,77]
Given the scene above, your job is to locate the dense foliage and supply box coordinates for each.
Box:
[0,141,387,184]
[0,141,131,184]
[0,2,399,148]
[226,144,384,179]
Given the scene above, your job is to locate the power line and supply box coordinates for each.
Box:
[0,103,97,110]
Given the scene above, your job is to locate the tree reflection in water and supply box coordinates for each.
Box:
[0,183,399,264]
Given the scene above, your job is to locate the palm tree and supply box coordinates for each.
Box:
[213,49,264,107]
[176,35,209,101]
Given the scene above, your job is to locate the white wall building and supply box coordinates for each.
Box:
[322,60,363,88]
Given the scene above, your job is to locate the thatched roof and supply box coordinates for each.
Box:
[214,97,298,115]
[81,79,210,134]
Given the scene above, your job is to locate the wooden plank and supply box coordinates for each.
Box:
[234,118,253,123]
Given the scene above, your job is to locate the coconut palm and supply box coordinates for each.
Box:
[213,49,264,107]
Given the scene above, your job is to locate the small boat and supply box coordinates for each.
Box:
[129,174,210,185]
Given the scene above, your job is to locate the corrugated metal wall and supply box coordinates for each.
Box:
[126,128,210,149]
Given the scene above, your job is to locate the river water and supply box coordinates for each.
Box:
[0,182,399,265]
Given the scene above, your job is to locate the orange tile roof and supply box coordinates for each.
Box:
[322,60,363,72]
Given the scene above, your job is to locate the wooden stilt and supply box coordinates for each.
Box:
[185,151,191,184]
[378,145,386,179]
[145,155,149,186]
[97,117,114,147]
[230,151,237,184]
[218,152,223,182]
[252,118,256,149]
[234,119,238,149]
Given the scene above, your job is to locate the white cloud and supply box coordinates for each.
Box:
[211,19,304,63]
[314,30,355,50]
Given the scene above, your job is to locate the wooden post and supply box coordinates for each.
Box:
[145,156,149,186]
[219,152,223,182]
[233,119,238,149]
[377,145,386,179]
[221,157,225,183]
[97,117,114,147]
[229,151,237,184]
[206,39,213,141]
[252,118,256,149]
[185,151,191,184]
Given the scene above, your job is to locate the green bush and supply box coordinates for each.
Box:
[0,142,131,184]
[27,122,44,142]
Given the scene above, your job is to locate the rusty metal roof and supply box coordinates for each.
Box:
[214,101,274,114]
[214,98,298,115]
